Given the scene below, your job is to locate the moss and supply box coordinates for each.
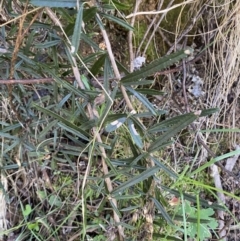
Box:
[120,0,193,61]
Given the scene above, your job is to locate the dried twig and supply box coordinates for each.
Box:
[128,0,142,72]
[126,0,195,19]
[181,60,190,112]
[142,0,174,56]
[137,0,164,55]
[0,78,54,84]
[166,3,207,54]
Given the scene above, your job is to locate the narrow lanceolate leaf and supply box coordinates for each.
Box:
[127,119,143,148]
[149,112,198,134]
[33,104,90,139]
[71,3,84,55]
[114,194,141,200]
[121,49,193,84]
[112,0,131,10]
[30,0,77,7]
[34,40,61,49]
[108,198,121,217]
[0,132,19,140]
[111,167,160,195]
[199,108,219,116]
[126,86,157,115]
[120,79,154,87]
[137,89,165,96]
[105,117,127,132]
[58,122,89,142]
[148,113,197,153]
[151,157,178,179]
[99,12,134,31]
[151,198,174,225]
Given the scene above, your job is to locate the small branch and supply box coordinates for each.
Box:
[126,0,195,19]
[128,0,142,72]
[0,7,42,28]
[96,13,134,114]
[166,4,207,54]
[0,78,54,84]
[142,0,174,56]
[181,60,190,112]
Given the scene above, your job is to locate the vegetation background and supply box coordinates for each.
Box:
[0,0,240,240]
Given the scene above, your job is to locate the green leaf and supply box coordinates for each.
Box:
[153,234,182,241]
[126,86,157,115]
[151,157,178,179]
[81,33,102,51]
[99,12,134,31]
[34,40,61,48]
[111,167,160,195]
[114,194,141,200]
[108,198,121,217]
[0,132,19,140]
[27,222,39,231]
[3,139,21,154]
[81,74,91,90]
[54,76,89,100]
[112,0,131,10]
[127,119,143,148]
[174,215,211,224]
[148,113,197,153]
[30,0,77,7]
[189,148,240,176]
[90,53,107,76]
[49,195,62,207]
[33,104,90,140]
[71,3,84,55]
[0,123,21,132]
[199,108,219,116]
[58,8,75,24]
[120,205,140,211]
[121,49,193,83]
[177,202,218,241]
[83,7,97,22]
[117,222,136,230]
[23,204,32,217]
[58,122,89,142]
[120,79,154,87]
[104,113,128,124]
[133,110,167,118]
[129,116,146,137]
[105,117,127,132]
[151,198,174,225]
[137,89,165,96]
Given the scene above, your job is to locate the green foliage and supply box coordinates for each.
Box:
[175,201,218,241]
[30,0,77,7]
[22,204,32,218]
